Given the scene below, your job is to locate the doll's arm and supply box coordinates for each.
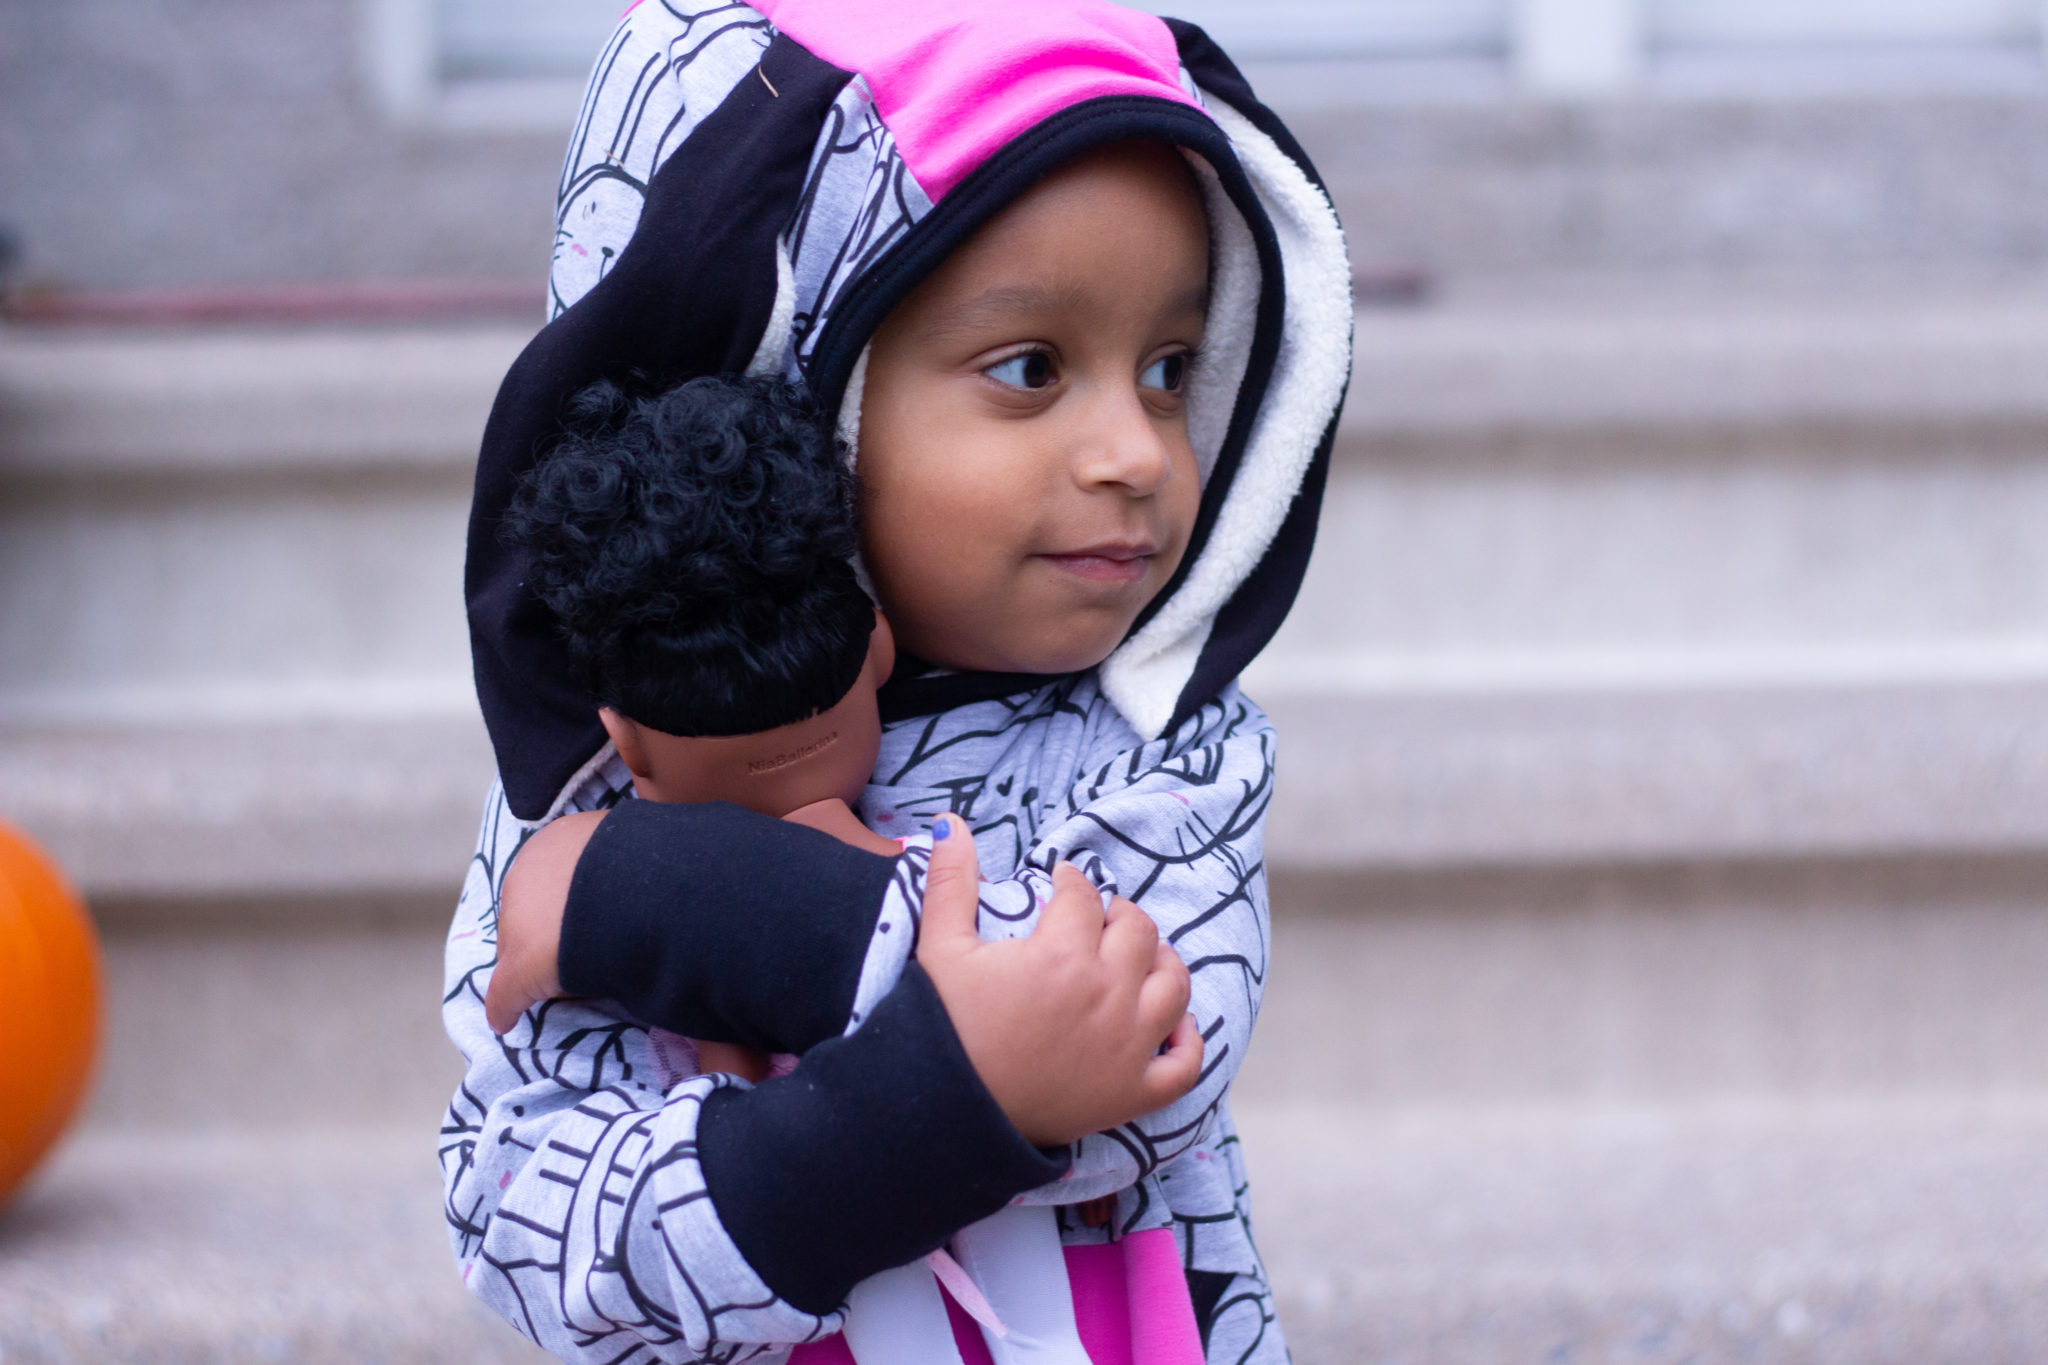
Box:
[484,797,898,1036]
[495,799,902,1053]
[784,795,906,855]
[691,804,899,1082]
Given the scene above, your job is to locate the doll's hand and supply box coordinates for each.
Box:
[484,810,605,1034]
[915,815,1203,1147]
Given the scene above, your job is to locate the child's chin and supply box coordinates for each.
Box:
[927,610,1130,676]
[1007,633,1124,677]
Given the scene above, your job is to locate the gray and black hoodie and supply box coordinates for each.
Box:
[443,2,1351,1361]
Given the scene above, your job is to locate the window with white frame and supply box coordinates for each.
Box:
[1538,0,2048,91]
[361,0,625,125]
[438,0,624,80]
[1137,0,2048,65]
[1647,0,2043,51]
[362,0,2048,125]
[1129,0,1510,61]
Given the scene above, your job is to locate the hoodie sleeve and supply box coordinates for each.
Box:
[440,787,1063,1363]
[553,799,908,1055]
[921,684,1277,1203]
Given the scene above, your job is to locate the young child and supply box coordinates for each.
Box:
[499,372,1099,1365]
[443,3,1351,1363]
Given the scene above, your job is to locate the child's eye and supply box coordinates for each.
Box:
[985,352,1055,390]
[1140,354,1189,393]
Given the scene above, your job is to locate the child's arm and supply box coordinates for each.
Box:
[497,684,1270,1195]
[481,797,909,1035]
[696,800,908,1081]
[443,796,1196,1363]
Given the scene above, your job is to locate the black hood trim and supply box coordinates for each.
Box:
[468,33,855,820]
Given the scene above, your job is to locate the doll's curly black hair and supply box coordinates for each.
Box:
[501,375,873,737]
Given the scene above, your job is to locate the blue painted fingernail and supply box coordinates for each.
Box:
[932,817,952,840]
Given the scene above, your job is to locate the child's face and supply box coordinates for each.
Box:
[857,140,1209,676]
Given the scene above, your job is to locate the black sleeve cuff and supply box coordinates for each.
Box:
[557,799,899,1053]
[697,961,1069,1314]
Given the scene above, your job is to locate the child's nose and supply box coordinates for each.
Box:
[1073,389,1173,496]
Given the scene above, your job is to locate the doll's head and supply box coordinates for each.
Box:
[855,138,1210,676]
[503,375,892,814]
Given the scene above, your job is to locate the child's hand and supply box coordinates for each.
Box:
[484,810,605,1034]
[915,815,1203,1147]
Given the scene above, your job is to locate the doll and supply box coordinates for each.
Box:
[501,373,1095,1365]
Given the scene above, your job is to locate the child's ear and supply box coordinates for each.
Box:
[597,707,655,781]
[867,610,897,686]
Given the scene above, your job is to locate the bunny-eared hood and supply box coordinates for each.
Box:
[468,0,1352,820]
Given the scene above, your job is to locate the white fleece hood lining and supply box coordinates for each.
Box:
[1100,96,1353,738]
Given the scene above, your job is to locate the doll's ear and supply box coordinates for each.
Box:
[596,708,654,782]
[866,611,897,688]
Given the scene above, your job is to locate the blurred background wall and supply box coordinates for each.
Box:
[2,3,2047,1363]
[12,1,2048,286]
[10,0,2048,287]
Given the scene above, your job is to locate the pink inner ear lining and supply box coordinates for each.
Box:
[750,0,1203,202]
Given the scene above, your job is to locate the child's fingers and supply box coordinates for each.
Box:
[1037,862,1109,950]
[1099,894,1160,976]
[917,814,983,950]
[1135,938,1192,1035]
[1138,1012,1205,1110]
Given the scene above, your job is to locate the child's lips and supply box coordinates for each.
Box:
[1039,543,1156,583]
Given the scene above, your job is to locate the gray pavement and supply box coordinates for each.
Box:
[11,1097,2043,1365]
[1,1129,549,1365]
[1244,1096,2048,1365]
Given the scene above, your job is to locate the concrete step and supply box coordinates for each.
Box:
[1256,679,2048,870]
[0,719,494,900]
[5,283,2048,895]
[0,328,499,725]
[0,324,524,477]
[6,857,2045,1362]
[1241,1095,2048,1365]
[1,1128,550,1365]
[11,1097,2043,1365]
[1249,858,2048,1106]
[1254,276,2048,869]
[1342,274,2048,449]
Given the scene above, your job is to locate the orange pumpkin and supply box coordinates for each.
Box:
[0,820,100,1208]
